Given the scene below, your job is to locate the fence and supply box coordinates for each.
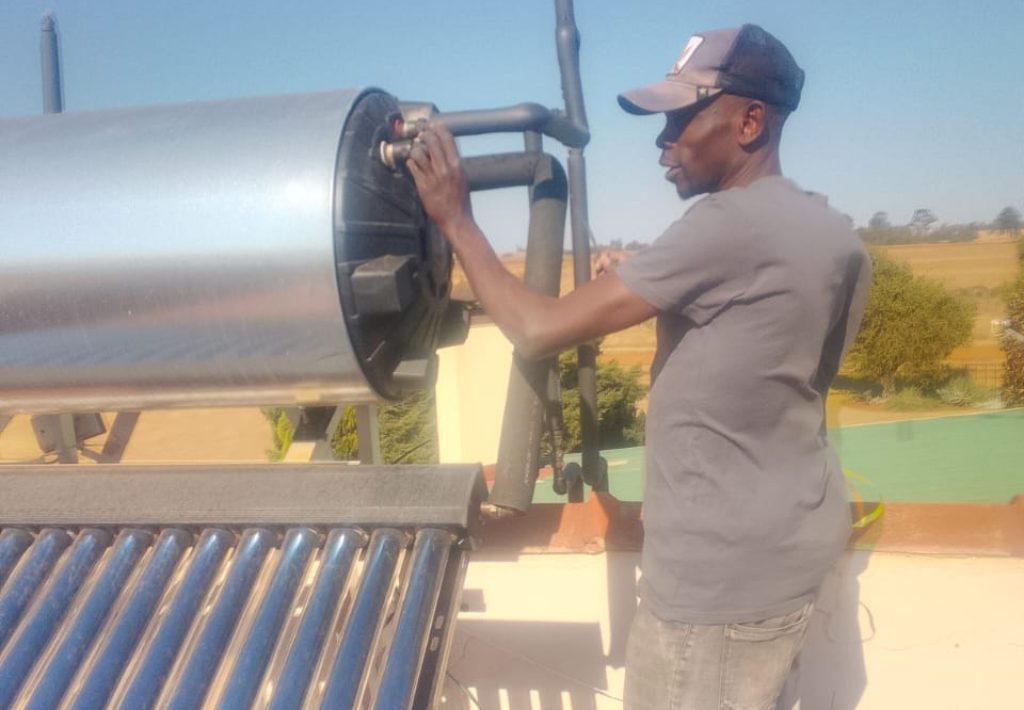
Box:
[951,361,1005,389]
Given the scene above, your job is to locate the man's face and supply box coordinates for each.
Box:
[656,95,736,199]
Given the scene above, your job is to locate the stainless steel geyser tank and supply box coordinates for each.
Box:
[0,88,452,413]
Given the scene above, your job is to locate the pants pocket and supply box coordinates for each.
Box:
[721,602,813,710]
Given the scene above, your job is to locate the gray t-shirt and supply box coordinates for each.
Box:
[616,175,871,624]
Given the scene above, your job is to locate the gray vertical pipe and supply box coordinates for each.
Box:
[464,154,567,513]
[40,13,63,114]
[555,0,601,494]
[523,131,570,499]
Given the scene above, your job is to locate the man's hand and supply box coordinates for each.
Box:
[592,249,629,278]
[403,124,657,361]
[405,125,474,238]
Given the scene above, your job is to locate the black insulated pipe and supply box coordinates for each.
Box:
[462,152,568,513]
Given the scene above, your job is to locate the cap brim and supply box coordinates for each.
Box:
[617,81,719,115]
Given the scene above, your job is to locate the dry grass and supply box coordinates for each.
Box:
[880,241,1016,292]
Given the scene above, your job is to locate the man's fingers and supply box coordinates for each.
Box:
[406,142,430,174]
[433,125,461,167]
[418,130,448,171]
[418,125,461,172]
[591,250,629,278]
[405,154,426,184]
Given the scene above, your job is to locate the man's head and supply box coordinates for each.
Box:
[618,25,803,199]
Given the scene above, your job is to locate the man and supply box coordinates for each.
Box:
[408,24,871,710]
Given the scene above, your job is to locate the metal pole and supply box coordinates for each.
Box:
[355,405,381,464]
[555,0,604,493]
[40,13,63,114]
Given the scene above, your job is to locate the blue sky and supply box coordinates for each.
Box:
[2,0,1022,252]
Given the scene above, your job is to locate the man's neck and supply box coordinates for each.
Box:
[718,150,782,192]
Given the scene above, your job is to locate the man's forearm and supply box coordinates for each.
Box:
[445,217,559,359]
[406,124,658,357]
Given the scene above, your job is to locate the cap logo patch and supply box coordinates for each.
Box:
[669,36,704,76]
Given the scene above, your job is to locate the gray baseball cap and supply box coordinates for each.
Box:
[618,24,804,115]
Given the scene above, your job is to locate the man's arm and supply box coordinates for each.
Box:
[407,126,657,359]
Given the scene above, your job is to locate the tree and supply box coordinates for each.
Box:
[994,206,1023,234]
[909,208,937,236]
[1001,247,1024,405]
[868,211,891,230]
[551,344,646,454]
[264,392,438,464]
[847,250,974,396]
[377,390,437,464]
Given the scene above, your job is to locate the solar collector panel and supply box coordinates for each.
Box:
[0,462,483,709]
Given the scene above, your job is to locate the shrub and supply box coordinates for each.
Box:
[264,393,437,464]
[847,250,974,396]
[936,374,997,407]
[1001,271,1024,406]
[548,345,646,454]
[884,386,932,411]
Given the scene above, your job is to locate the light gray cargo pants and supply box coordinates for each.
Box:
[623,600,813,710]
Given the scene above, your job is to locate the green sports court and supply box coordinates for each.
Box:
[533,409,1024,505]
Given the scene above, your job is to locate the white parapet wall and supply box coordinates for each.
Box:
[435,321,514,465]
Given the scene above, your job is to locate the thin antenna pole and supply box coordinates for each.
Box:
[41,13,64,114]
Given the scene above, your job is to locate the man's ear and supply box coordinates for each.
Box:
[738,100,770,149]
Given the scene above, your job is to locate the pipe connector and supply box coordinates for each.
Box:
[379,139,417,170]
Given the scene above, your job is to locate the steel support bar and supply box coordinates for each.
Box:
[557,0,603,494]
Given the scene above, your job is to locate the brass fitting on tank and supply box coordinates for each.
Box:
[379,138,418,170]
[379,114,435,170]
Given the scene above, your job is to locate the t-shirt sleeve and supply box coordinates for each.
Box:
[615,195,753,326]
